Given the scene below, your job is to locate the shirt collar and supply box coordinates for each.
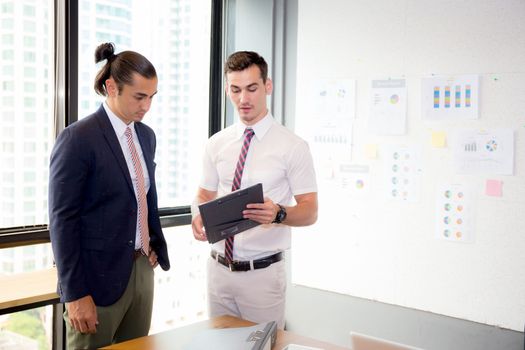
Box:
[235,112,273,140]
[103,101,135,138]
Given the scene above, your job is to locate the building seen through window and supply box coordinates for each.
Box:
[1,0,212,347]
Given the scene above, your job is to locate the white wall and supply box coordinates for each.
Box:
[292,0,525,333]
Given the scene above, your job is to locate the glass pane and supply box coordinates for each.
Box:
[0,306,53,350]
[0,0,55,228]
[0,243,53,275]
[77,0,212,207]
[150,226,209,333]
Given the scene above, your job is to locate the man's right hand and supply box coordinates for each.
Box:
[66,295,98,334]
[191,215,207,241]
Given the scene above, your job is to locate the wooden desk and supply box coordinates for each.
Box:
[101,315,349,350]
[0,267,59,314]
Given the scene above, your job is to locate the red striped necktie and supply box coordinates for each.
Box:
[125,126,150,256]
[224,128,256,263]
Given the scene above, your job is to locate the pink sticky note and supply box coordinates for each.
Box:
[485,179,503,197]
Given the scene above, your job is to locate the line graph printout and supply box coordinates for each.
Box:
[452,129,514,175]
[422,75,479,120]
[308,79,356,159]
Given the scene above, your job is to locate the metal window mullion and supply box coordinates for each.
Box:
[53,0,66,138]
[209,0,224,136]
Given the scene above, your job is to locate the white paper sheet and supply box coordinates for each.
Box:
[307,79,356,161]
[384,146,422,202]
[369,78,407,135]
[435,184,474,243]
[452,129,514,175]
[422,75,479,120]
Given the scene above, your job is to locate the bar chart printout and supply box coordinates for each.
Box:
[422,75,479,120]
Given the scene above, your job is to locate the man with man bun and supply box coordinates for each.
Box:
[49,42,170,349]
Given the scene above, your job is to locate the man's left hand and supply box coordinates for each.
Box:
[243,197,278,224]
[148,247,159,268]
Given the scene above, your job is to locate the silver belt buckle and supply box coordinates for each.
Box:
[229,260,239,272]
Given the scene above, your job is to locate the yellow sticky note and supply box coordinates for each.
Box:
[485,179,503,197]
[431,131,446,148]
[364,144,378,159]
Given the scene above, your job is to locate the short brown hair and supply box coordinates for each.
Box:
[93,42,157,96]
[224,51,268,83]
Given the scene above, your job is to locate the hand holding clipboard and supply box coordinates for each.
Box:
[198,183,264,243]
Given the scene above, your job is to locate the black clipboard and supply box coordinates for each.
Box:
[198,183,264,244]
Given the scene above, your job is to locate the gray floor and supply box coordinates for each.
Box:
[284,255,523,350]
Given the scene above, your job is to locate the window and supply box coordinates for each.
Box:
[24,187,36,197]
[24,142,37,152]
[76,0,212,332]
[1,0,219,348]
[1,18,14,29]
[0,307,53,349]
[24,112,36,122]
[2,50,14,60]
[23,51,36,62]
[2,2,14,14]
[24,66,36,78]
[3,187,14,197]
[77,0,211,208]
[0,0,53,230]
[24,157,37,167]
[23,260,36,271]
[2,63,11,75]
[24,36,36,47]
[150,226,209,332]
[24,20,36,32]
[2,33,14,45]
[2,80,14,91]
[23,5,36,17]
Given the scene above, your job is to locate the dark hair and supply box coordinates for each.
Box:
[224,51,268,83]
[93,42,157,96]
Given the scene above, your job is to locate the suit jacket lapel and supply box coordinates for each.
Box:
[94,106,135,194]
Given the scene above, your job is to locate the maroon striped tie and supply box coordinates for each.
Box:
[224,128,256,263]
[125,127,150,256]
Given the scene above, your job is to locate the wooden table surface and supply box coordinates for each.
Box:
[0,267,59,312]
[101,315,349,350]
[0,270,348,349]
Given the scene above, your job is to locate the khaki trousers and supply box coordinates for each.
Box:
[64,255,154,350]
[207,256,286,329]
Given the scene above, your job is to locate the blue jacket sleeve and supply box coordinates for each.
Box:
[48,127,90,302]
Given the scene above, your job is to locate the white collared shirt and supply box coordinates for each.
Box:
[103,102,150,250]
[200,113,317,260]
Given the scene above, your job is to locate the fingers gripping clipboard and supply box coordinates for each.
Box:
[198,183,264,244]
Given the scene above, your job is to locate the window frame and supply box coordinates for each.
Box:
[0,1,225,349]
[0,0,224,244]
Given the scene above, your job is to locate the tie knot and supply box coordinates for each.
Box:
[244,128,255,139]
[125,126,132,138]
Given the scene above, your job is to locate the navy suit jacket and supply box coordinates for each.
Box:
[49,105,170,306]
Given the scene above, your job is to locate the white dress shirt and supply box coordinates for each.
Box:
[103,102,150,250]
[200,113,317,260]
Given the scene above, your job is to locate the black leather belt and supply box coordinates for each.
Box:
[210,251,283,272]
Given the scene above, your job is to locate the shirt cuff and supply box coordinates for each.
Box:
[191,198,200,220]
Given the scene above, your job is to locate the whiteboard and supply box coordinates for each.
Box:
[292,0,525,331]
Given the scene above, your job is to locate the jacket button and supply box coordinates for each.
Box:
[127,240,134,247]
